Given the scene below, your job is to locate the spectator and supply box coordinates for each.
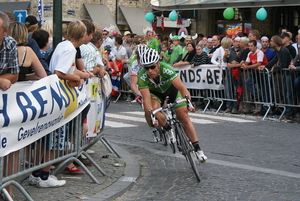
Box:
[243,40,269,115]
[124,38,133,59]
[169,35,183,65]
[0,11,19,200]
[41,20,53,53]
[261,36,276,62]
[160,42,171,64]
[211,37,232,69]
[203,38,213,54]
[144,28,159,51]
[237,37,252,114]
[24,15,52,76]
[102,28,114,49]
[80,30,106,77]
[8,21,47,81]
[49,20,91,173]
[190,45,211,66]
[262,35,294,119]
[24,15,39,35]
[248,29,262,49]
[182,35,192,58]
[281,32,296,59]
[31,29,51,59]
[172,42,196,67]
[113,36,128,63]
[208,35,221,56]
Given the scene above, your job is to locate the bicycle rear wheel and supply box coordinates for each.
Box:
[175,122,201,182]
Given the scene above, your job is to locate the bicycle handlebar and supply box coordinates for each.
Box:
[149,95,193,126]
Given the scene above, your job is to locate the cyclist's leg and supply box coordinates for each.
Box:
[175,106,198,143]
[150,93,167,127]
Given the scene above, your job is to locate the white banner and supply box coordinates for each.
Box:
[0,75,90,157]
[174,64,224,90]
[86,77,105,137]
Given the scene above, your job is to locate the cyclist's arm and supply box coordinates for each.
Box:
[130,75,139,95]
[172,77,191,100]
[140,89,153,126]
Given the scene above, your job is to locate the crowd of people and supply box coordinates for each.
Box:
[2,9,300,199]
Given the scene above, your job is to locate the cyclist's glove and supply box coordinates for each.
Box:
[135,94,142,104]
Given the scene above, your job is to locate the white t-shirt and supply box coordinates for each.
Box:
[103,37,115,49]
[49,40,76,74]
[112,45,128,60]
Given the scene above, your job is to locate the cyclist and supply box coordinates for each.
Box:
[137,48,207,162]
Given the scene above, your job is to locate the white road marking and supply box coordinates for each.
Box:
[188,112,256,123]
[105,120,136,128]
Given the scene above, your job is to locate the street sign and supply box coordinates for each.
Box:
[13,10,27,24]
[67,10,75,15]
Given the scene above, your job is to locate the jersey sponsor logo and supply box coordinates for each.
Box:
[163,68,174,76]
[139,73,148,82]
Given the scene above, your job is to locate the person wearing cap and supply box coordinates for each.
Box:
[203,38,213,54]
[281,32,296,59]
[102,28,114,50]
[144,28,159,51]
[232,36,242,53]
[261,36,275,62]
[25,15,39,35]
[169,35,183,65]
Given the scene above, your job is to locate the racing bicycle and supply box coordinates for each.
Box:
[149,96,201,182]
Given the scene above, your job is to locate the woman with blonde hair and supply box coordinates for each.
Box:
[8,21,47,81]
[41,20,53,50]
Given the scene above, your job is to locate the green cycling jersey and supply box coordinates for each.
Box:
[138,62,179,93]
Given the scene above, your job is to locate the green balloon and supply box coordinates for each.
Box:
[223,8,235,20]
[145,12,154,22]
[169,10,178,21]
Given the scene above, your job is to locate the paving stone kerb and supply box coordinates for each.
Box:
[13,141,140,201]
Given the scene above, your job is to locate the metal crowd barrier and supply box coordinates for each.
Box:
[189,67,300,121]
[1,101,120,200]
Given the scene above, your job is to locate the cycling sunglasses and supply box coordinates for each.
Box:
[144,65,157,70]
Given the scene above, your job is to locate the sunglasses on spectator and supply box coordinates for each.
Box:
[144,65,156,70]
[103,33,108,35]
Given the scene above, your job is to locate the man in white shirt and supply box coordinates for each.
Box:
[102,28,114,50]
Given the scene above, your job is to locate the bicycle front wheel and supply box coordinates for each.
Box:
[175,122,201,182]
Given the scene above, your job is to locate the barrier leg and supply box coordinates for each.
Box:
[262,105,271,121]
[278,106,286,120]
[81,152,107,176]
[113,92,122,103]
[100,137,121,158]
[1,180,34,201]
[215,100,224,114]
[203,99,211,113]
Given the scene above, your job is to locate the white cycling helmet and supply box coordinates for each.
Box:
[135,45,149,57]
[140,48,160,67]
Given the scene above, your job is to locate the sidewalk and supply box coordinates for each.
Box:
[12,140,140,201]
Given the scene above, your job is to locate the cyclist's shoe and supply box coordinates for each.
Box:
[152,130,160,142]
[195,150,207,163]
